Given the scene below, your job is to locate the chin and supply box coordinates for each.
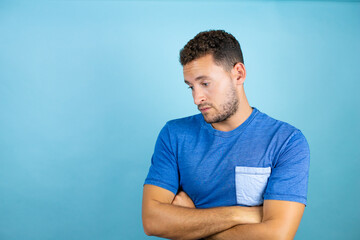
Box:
[203,115,216,124]
[202,114,211,122]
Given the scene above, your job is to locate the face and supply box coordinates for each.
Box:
[183,54,239,124]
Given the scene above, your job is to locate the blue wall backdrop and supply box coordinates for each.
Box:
[0,0,359,239]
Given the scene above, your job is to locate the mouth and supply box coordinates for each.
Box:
[199,107,211,112]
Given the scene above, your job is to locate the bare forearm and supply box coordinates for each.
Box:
[206,217,298,240]
[206,222,279,240]
[143,201,261,240]
[206,200,305,240]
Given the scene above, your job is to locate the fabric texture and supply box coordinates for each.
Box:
[144,107,310,208]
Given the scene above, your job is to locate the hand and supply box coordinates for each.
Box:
[249,205,263,224]
[171,191,196,208]
[204,206,263,240]
[234,205,263,224]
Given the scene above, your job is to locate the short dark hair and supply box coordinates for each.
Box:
[179,30,244,71]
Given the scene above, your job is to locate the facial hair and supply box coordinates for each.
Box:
[201,84,239,124]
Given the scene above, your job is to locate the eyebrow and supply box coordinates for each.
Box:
[184,75,210,85]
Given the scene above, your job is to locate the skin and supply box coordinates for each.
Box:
[174,190,305,240]
[184,54,253,132]
[142,185,263,240]
[142,54,305,240]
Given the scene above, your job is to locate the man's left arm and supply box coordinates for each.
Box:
[205,199,305,240]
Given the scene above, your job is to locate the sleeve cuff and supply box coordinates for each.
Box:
[264,193,307,206]
[143,179,178,195]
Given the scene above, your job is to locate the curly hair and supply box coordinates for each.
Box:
[179,30,244,71]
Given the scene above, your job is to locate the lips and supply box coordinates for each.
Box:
[199,107,211,112]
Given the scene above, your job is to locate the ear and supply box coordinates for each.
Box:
[231,62,246,85]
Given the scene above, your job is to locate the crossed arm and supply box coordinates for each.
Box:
[204,199,304,240]
[142,184,305,240]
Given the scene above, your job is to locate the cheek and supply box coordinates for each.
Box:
[206,87,220,101]
[212,88,229,107]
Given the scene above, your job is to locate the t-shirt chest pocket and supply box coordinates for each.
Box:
[235,166,271,206]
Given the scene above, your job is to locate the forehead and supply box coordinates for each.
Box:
[183,54,226,82]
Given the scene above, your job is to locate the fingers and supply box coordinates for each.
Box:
[172,191,195,208]
[177,191,188,197]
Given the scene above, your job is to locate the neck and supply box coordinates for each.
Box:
[211,88,252,132]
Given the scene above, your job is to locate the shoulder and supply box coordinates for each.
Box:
[165,113,203,132]
[253,108,305,139]
[156,114,203,152]
[156,113,203,143]
[251,108,309,156]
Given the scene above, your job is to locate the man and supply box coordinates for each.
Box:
[142,30,310,240]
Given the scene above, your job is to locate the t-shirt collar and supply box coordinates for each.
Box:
[201,107,259,137]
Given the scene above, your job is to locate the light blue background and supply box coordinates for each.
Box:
[0,1,359,239]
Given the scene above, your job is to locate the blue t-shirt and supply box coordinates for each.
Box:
[144,107,310,208]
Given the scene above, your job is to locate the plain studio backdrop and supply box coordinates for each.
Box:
[0,0,359,239]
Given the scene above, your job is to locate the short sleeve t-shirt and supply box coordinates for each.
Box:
[144,107,310,208]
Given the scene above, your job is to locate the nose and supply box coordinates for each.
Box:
[193,88,206,105]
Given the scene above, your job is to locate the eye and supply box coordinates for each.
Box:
[202,82,209,87]
[188,86,193,90]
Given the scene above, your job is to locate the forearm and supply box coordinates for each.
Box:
[143,200,261,240]
[206,200,305,240]
[206,222,281,240]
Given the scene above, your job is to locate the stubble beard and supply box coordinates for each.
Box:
[202,85,239,124]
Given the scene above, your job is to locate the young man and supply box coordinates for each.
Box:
[142,30,310,240]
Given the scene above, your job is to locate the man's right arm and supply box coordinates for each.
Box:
[142,184,262,240]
